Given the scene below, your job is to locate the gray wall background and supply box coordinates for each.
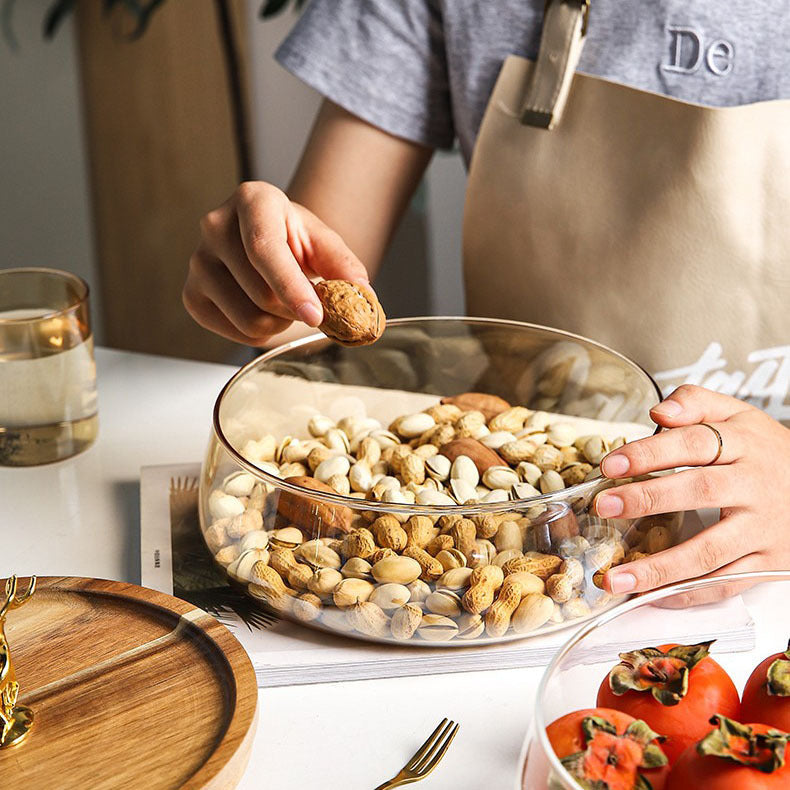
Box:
[0,2,467,348]
[0,0,101,338]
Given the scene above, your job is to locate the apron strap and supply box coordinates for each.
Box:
[520,0,589,129]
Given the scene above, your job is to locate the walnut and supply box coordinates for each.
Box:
[314,279,385,346]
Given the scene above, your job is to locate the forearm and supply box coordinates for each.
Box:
[288,99,433,278]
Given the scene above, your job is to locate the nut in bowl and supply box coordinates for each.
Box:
[199,318,681,646]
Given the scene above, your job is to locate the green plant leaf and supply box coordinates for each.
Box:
[42,0,75,39]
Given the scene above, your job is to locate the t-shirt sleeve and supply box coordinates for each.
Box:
[275,0,455,150]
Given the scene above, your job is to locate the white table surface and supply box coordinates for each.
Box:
[0,348,780,789]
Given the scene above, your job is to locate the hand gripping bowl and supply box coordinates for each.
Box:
[199,317,680,646]
[519,571,790,790]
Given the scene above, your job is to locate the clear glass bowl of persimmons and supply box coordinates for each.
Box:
[521,571,790,790]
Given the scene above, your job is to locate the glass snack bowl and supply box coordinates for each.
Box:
[519,571,790,790]
[199,317,680,646]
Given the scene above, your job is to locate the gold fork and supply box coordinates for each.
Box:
[373,718,460,789]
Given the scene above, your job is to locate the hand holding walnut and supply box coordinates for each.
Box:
[183,181,371,346]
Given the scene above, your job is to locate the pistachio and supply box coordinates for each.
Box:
[208,490,245,520]
[307,567,343,597]
[512,482,542,500]
[270,526,304,549]
[281,440,313,465]
[314,455,351,484]
[308,414,335,438]
[395,412,436,439]
[482,465,520,490]
[539,470,565,494]
[582,435,608,465]
[547,422,576,448]
[425,589,462,617]
[349,601,390,638]
[417,613,459,642]
[449,478,478,504]
[371,555,422,585]
[228,548,271,583]
[512,593,554,633]
[341,557,373,581]
[369,583,411,611]
[517,461,543,486]
[456,612,485,639]
[292,592,322,622]
[296,539,342,570]
[415,489,457,506]
[333,578,375,608]
[324,427,351,453]
[238,529,269,553]
[348,460,373,493]
[391,604,423,640]
[406,579,432,603]
[505,571,545,595]
[435,548,467,572]
[226,509,263,540]
[451,454,480,487]
[480,431,517,450]
[223,472,257,497]
[461,541,490,570]
[480,489,509,503]
[437,567,474,590]
[279,462,308,478]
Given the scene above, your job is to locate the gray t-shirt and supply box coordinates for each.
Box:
[276,0,790,164]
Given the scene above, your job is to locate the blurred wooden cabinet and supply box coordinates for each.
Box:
[75,0,249,363]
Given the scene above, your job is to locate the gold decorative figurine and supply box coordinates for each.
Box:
[0,575,36,748]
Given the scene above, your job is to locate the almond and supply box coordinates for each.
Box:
[276,476,353,537]
[439,438,506,475]
[440,392,511,420]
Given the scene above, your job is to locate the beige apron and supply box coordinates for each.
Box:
[463,0,790,424]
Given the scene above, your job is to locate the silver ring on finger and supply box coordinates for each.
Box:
[699,422,724,466]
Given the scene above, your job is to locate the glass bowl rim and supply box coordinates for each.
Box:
[0,266,90,324]
[211,315,663,517]
[533,569,790,788]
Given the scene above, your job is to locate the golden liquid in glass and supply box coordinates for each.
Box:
[0,311,98,466]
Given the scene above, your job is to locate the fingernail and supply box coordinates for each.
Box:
[296,301,322,327]
[609,572,637,595]
[651,400,683,417]
[602,453,629,477]
[595,493,623,518]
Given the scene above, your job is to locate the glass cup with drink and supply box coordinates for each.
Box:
[0,267,98,466]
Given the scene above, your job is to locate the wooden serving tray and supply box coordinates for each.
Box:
[0,577,258,789]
